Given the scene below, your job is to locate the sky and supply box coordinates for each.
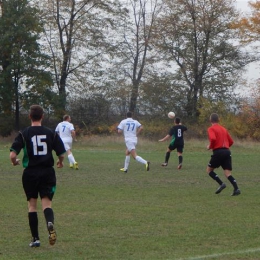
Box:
[236,0,251,12]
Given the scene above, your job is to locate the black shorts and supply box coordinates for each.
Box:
[208,149,232,170]
[168,143,184,153]
[22,167,56,201]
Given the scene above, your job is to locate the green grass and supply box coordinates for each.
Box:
[1,135,260,260]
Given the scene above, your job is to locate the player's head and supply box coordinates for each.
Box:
[175,117,181,124]
[210,113,219,123]
[63,115,71,121]
[126,111,133,118]
[29,105,44,121]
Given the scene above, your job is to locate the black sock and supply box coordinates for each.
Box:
[209,171,223,185]
[165,152,170,163]
[228,175,238,190]
[179,155,183,164]
[28,212,39,240]
[44,208,54,226]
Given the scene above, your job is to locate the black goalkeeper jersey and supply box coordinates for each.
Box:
[168,125,187,146]
[10,126,66,168]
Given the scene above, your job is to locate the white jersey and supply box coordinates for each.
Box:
[55,121,74,142]
[117,118,141,142]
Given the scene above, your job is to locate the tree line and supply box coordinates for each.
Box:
[0,0,260,138]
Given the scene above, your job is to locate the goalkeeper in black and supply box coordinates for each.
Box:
[159,117,187,169]
[10,105,66,247]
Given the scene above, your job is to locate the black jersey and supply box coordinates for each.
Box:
[10,126,66,168]
[169,125,187,146]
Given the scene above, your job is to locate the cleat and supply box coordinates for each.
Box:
[146,161,150,171]
[73,162,79,170]
[231,189,241,196]
[177,163,182,170]
[215,183,226,194]
[161,163,168,167]
[47,222,56,246]
[29,239,40,248]
[120,168,127,173]
[69,163,73,168]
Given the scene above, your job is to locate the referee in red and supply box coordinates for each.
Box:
[207,113,240,196]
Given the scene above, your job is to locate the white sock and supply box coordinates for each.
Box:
[68,154,76,164]
[135,156,147,165]
[124,155,130,170]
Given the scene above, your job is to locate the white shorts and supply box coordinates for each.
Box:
[125,140,137,152]
[63,141,72,151]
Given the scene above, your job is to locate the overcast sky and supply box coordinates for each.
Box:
[236,0,251,12]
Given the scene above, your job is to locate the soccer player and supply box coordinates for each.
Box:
[207,113,241,196]
[117,111,150,173]
[159,117,187,169]
[10,105,66,247]
[55,115,78,169]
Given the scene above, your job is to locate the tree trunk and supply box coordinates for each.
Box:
[129,82,139,113]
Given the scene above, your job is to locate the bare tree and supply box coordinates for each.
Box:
[39,0,123,115]
[113,0,163,113]
[153,0,251,117]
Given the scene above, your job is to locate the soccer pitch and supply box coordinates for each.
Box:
[1,136,260,260]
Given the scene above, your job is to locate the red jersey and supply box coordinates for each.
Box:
[207,123,233,150]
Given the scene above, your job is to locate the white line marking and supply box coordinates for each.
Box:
[178,247,260,260]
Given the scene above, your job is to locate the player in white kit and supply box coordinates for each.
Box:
[55,115,78,169]
[117,111,150,173]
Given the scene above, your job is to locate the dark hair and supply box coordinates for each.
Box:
[29,105,43,121]
[126,111,133,118]
[210,113,219,123]
[175,117,181,124]
[63,115,70,121]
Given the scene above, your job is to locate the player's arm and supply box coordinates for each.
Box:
[117,123,124,134]
[10,132,23,166]
[227,132,234,147]
[55,124,60,134]
[158,134,170,142]
[10,151,20,166]
[136,125,143,136]
[54,132,66,168]
[56,154,65,168]
[71,129,76,139]
[207,128,216,150]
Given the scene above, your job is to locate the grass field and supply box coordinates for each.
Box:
[1,135,260,260]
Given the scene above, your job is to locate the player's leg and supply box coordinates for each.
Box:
[28,198,41,247]
[40,168,57,245]
[66,142,78,169]
[222,151,240,196]
[64,142,73,168]
[177,146,183,169]
[120,142,132,173]
[131,149,150,171]
[161,146,173,166]
[207,152,226,194]
[42,198,56,245]
[23,169,41,247]
[207,165,226,194]
[120,149,130,173]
